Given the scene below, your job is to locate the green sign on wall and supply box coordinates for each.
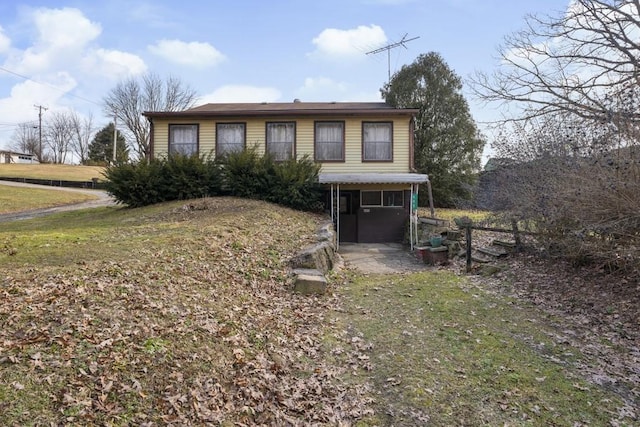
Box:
[412,193,418,211]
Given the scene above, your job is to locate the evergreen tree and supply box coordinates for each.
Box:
[88,123,128,164]
[382,52,485,207]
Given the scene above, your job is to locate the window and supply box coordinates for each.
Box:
[216,123,245,156]
[315,121,344,161]
[266,122,295,161]
[169,124,198,156]
[361,190,404,207]
[362,122,392,161]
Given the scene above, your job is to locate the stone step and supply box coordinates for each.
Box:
[493,239,517,250]
[471,252,492,263]
[477,246,510,258]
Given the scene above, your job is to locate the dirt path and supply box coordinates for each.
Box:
[0,180,117,223]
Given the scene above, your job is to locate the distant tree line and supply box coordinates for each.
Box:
[9,72,195,165]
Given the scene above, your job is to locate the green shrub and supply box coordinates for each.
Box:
[222,148,323,211]
[221,147,274,199]
[103,154,223,207]
[103,159,165,208]
[104,149,322,211]
[162,153,223,201]
[267,155,323,211]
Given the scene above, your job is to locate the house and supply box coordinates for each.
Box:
[0,150,38,164]
[143,101,429,246]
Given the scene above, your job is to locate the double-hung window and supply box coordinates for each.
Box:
[315,121,344,161]
[266,122,295,161]
[362,122,392,161]
[169,124,198,156]
[216,123,245,156]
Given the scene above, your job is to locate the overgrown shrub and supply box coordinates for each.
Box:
[483,153,640,270]
[103,159,166,208]
[103,154,222,208]
[267,155,323,211]
[105,150,323,211]
[222,148,323,211]
[221,147,275,199]
[162,153,223,201]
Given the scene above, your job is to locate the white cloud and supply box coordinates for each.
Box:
[148,39,225,68]
[82,48,147,79]
[33,7,101,49]
[3,7,102,75]
[198,85,281,103]
[0,26,10,53]
[0,7,147,149]
[309,24,387,60]
[0,72,77,124]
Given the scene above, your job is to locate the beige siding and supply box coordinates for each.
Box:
[151,115,412,173]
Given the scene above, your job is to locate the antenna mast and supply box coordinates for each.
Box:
[366,33,420,83]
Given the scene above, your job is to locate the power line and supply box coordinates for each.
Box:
[0,66,102,106]
[366,33,420,83]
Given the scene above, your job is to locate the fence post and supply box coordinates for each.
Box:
[511,219,522,252]
[465,225,472,273]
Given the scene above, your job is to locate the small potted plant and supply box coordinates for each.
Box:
[429,235,443,247]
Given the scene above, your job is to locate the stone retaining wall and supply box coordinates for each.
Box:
[290,221,336,295]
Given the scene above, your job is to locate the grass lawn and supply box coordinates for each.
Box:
[0,164,105,181]
[332,271,630,426]
[0,184,98,214]
[421,207,491,223]
[0,199,633,425]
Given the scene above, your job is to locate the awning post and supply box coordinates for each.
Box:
[336,184,340,251]
[410,184,414,251]
[415,183,420,245]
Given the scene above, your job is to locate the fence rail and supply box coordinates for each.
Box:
[457,219,540,272]
[0,176,106,190]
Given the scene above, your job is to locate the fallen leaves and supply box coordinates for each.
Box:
[0,198,374,425]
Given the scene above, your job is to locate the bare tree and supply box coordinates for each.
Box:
[10,123,40,155]
[103,73,198,160]
[45,111,74,164]
[69,111,94,164]
[471,0,640,133]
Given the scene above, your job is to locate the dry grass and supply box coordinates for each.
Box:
[422,207,490,223]
[0,184,98,214]
[0,164,105,181]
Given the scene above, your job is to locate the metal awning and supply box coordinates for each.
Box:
[319,172,429,184]
[323,173,432,252]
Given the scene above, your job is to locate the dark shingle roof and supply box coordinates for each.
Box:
[143,102,418,118]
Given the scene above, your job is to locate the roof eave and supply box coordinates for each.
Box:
[143,108,419,119]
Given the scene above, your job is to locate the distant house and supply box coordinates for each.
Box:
[0,150,38,164]
[143,101,429,244]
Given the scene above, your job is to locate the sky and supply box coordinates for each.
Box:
[0,0,571,162]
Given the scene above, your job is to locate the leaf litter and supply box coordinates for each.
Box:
[0,198,373,425]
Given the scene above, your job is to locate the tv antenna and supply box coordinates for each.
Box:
[366,33,420,82]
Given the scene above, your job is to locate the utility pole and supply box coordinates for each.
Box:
[112,115,118,164]
[366,33,420,83]
[34,104,47,162]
